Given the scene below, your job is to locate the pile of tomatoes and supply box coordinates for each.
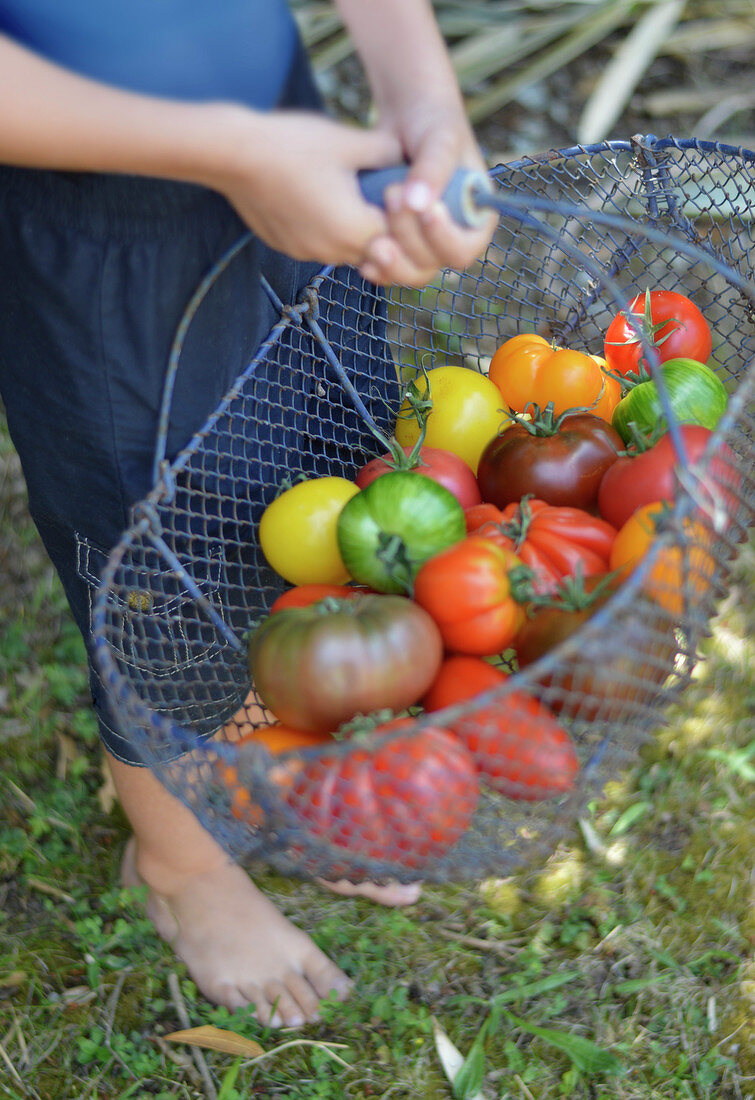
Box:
[219,288,740,872]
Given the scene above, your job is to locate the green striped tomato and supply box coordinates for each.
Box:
[611,357,728,444]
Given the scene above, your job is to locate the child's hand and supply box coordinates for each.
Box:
[206,107,405,272]
[358,97,496,287]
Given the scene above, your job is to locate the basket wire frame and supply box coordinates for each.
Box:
[92,135,755,883]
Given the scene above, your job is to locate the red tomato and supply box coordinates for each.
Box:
[412,537,527,655]
[355,444,482,510]
[597,426,742,530]
[466,497,617,594]
[285,716,480,869]
[603,289,712,378]
[270,584,370,613]
[422,656,578,799]
[477,413,622,511]
[515,574,678,721]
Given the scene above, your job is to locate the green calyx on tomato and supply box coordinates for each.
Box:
[610,357,728,444]
[336,470,466,594]
[525,566,620,615]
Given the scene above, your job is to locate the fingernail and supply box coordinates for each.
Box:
[420,200,448,227]
[403,181,433,213]
[368,238,394,266]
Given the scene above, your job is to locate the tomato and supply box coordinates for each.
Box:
[285,716,480,869]
[214,725,335,825]
[422,655,578,799]
[515,573,678,721]
[270,584,370,613]
[355,443,482,510]
[412,536,527,655]
[597,425,741,530]
[466,497,617,594]
[394,365,509,473]
[259,476,359,586]
[248,593,444,733]
[489,337,620,422]
[336,470,466,594]
[611,357,728,444]
[609,502,717,617]
[488,334,552,410]
[477,412,623,511]
[604,289,712,378]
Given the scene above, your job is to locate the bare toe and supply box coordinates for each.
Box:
[318,877,423,907]
[124,842,352,1026]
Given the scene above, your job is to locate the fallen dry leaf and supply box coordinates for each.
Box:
[163,1025,265,1059]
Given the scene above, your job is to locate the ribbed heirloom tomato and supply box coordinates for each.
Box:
[488,334,620,421]
[285,716,480,869]
[465,496,617,594]
[422,656,579,799]
[609,502,717,617]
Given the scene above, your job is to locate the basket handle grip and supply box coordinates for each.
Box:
[357,165,493,229]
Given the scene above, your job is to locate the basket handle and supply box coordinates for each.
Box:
[358,165,493,228]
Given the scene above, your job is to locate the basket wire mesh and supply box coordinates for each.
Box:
[92,135,755,883]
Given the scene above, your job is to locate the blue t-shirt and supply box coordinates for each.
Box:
[0,0,300,108]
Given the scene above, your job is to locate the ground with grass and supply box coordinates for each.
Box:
[2,5,755,1094]
[2,394,754,1100]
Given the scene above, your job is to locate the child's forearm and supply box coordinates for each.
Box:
[0,34,253,185]
[335,0,464,116]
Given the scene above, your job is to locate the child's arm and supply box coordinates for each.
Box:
[0,13,492,287]
[336,0,495,286]
[0,34,399,270]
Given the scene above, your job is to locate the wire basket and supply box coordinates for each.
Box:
[92,135,755,884]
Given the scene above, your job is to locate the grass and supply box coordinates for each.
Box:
[1,408,754,1100]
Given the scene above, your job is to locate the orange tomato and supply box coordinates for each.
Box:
[609,502,716,616]
[533,348,620,420]
[488,334,552,411]
[216,725,334,825]
[488,335,620,422]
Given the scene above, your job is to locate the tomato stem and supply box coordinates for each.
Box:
[605,288,685,376]
[526,567,620,613]
[334,708,396,742]
[375,532,414,594]
[510,401,598,436]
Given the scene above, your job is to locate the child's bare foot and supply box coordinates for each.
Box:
[121,838,352,1026]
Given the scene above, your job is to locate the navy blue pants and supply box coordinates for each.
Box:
[0,49,379,762]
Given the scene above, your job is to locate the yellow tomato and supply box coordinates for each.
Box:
[394,365,510,473]
[259,476,359,585]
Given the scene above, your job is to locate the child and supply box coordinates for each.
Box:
[0,0,494,1027]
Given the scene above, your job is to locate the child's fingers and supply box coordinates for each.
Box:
[418,199,496,270]
[359,234,440,288]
